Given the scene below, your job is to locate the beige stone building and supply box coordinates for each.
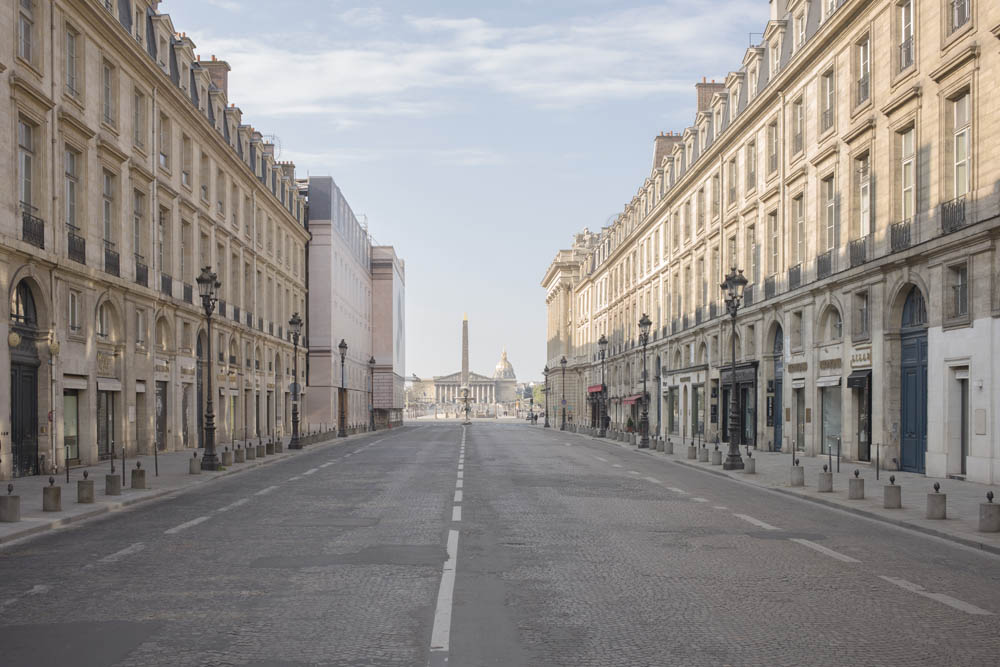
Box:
[543,0,1000,483]
[2,0,309,479]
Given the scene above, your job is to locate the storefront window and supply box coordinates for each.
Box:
[821,386,842,454]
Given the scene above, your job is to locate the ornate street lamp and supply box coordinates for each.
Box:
[288,312,303,449]
[338,339,348,437]
[368,355,376,432]
[638,313,652,448]
[461,386,471,424]
[560,355,567,431]
[196,266,222,471]
[543,365,550,428]
[721,266,749,470]
[598,333,608,438]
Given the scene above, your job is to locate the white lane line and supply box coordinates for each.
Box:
[668,487,689,495]
[255,485,279,496]
[458,465,464,471]
[564,443,572,447]
[733,514,780,531]
[0,584,51,610]
[217,498,250,512]
[712,505,729,511]
[320,461,335,468]
[455,479,464,489]
[879,576,993,615]
[84,542,145,569]
[594,456,608,462]
[452,506,462,522]
[454,490,463,503]
[457,471,464,480]
[790,538,861,563]
[644,476,662,484]
[302,468,318,476]
[429,529,460,658]
[612,464,623,469]
[287,476,302,482]
[628,470,641,475]
[165,516,210,535]
[692,497,709,503]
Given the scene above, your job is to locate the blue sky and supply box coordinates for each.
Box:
[166,0,768,381]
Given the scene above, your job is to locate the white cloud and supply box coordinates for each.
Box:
[340,7,385,28]
[282,146,505,170]
[204,0,242,11]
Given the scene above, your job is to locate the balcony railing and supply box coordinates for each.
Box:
[768,153,777,174]
[67,225,86,264]
[246,311,253,327]
[821,108,833,132]
[183,283,193,304]
[682,315,689,330]
[899,37,913,71]
[793,133,803,154]
[709,302,719,319]
[161,273,173,296]
[941,196,967,234]
[695,306,703,325]
[857,75,870,104]
[743,284,754,307]
[788,263,802,290]
[849,236,869,268]
[764,274,776,300]
[890,219,912,252]
[817,250,833,280]
[135,257,148,287]
[21,206,44,249]
[103,242,120,277]
[950,0,970,33]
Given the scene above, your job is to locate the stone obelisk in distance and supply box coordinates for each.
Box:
[461,313,469,389]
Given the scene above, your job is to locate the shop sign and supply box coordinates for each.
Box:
[819,358,842,371]
[787,362,808,374]
[97,352,116,378]
[850,347,872,368]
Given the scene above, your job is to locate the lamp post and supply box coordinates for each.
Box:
[543,365,550,428]
[461,386,470,424]
[560,355,567,431]
[368,355,376,432]
[338,339,348,437]
[598,334,608,437]
[288,313,303,449]
[196,267,222,471]
[638,314,652,448]
[721,266,748,470]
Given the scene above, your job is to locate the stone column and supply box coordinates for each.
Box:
[462,315,469,388]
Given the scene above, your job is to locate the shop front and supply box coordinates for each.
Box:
[720,361,758,447]
[587,384,605,428]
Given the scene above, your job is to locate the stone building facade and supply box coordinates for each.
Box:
[2,0,310,479]
[543,0,1000,483]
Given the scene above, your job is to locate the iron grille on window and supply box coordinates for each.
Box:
[246,311,253,327]
[21,205,44,249]
[950,0,970,33]
[695,306,703,325]
[104,242,120,277]
[849,236,868,268]
[857,75,870,104]
[161,273,172,296]
[233,306,240,322]
[817,250,833,279]
[788,263,802,290]
[135,257,148,287]
[899,38,913,71]
[821,108,834,132]
[793,133,803,154]
[941,196,967,234]
[764,274,776,300]
[743,284,754,307]
[67,225,86,264]
[183,283,193,304]
[890,219,911,252]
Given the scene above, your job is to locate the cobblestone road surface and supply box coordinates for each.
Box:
[0,423,998,666]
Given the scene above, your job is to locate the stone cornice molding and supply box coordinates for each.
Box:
[9,73,55,110]
[57,108,97,140]
[842,116,875,145]
[880,85,921,116]
[929,44,980,83]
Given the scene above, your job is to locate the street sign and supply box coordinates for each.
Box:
[289,382,300,394]
[561,399,566,406]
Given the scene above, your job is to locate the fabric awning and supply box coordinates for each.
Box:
[846,369,871,389]
[623,393,644,405]
[816,376,841,387]
[587,384,605,394]
[791,378,806,389]
[135,380,146,393]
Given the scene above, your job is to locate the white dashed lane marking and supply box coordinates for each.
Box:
[456,479,463,489]
[733,514,780,531]
[83,543,145,569]
[879,576,993,615]
[218,498,249,512]
[255,485,279,496]
[594,456,608,462]
[668,487,688,495]
[452,506,462,522]
[628,471,641,475]
[790,538,861,563]
[643,476,662,484]
[302,468,318,476]
[454,490,463,503]
[692,497,709,503]
[612,464,623,469]
[164,516,210,535]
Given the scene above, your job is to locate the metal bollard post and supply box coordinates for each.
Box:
[875,443,879,481]
[154,439,159,477]
[836,437,841,474]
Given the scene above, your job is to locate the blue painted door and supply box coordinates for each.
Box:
[900,287,927,473]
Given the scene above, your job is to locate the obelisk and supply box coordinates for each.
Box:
[461,313,469,389]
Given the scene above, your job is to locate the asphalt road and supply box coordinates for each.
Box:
[1,423,998,666]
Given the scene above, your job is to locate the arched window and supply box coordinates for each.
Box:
[10,281,37,326]
[901,286,927,328]
[97,302,112,338]
[820,306,843,341]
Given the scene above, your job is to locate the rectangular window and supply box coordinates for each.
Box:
[728,236,737,273]
[794,195,805,263]
[795,12,805,48]
[767,122,778,174]
[822,176,837,250]
[854,291,869,337]
[18,0,33,63]
[136,309,147,345]
[953,93,970,198]
[697,188,705,229]
[18,119,34,209]
[133,191,145,259]
[728,159,737,204]
[950,0,969,34]
[182,135,193,186]
[857,36,871,104]
[747,224,758,283]
[712,174,721,217]
[858,154,871,236]
[102,170,115,244]
[746,141,756,190]
[899,1,914,71]
[65,29,79,95]
[69,290,80,332]
[768,211,779,275]
[133,89,146,147]
[158,208,169,274]
[792,99,804,154]
[950,264,968,318]
[102,60,115,125]
[821,71,835,132]
[900,127,915,220]
[65,148,79,227]
[159,114,170,169]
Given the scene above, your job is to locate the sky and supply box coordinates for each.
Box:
[165,0,768,382]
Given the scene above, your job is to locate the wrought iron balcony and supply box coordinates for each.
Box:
[709,302,719,319]
[233,306,240,322]
[764,274,776,300]
[743,284,754,308]
[941,196,967,234]
[135,257,148,287]
[857,75,870,104]
[849,236,869,268]
[816,250,833,280]
[950,0,969,33]
[695,306,703,325]
[161,273,172,296]
[899,38,913,71]
[21,207,44,249]
[890,219,911,252]
[183,283,193,304]
[821,108,834,132]
[788,263,802,290]
[103,242,120,277]
[67,225,86,264]
[246,311,253,327]
[219,300,227,318]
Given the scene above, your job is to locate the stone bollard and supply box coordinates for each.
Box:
[222,446,234,467]
[698,447,709,463]
[687,445,697,460]
[43,477,62,512]
[656,439,664,453]
[77,470,95,504]
[246,444,257,460]
[257,442,267,458]
[131,461,147,490]
[106,473,122,496]
[0,484,20,522]
[744,453,756,474]
[848,470,865,499]
[926,483,947,519]
[711,447,722,465]
[234,445,246,463]
[979,492,1000,533]
[189,451,201,475]
[274,439,284,454]
[818,465,833,493]
[265,440,275,455]
[884,476,902,508]
[790,461,805,487]
[664,439,674,455]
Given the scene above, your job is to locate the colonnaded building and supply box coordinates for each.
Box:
[543,0,1000,483]
[2,0,309,478]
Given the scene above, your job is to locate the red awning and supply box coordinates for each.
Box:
[587,384,605,394]
[623,393,643,405]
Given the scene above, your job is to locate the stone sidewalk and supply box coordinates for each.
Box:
[551,425,1000,555]
[0,430,366,545]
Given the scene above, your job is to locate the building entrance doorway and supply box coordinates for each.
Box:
[899,286,928,473]
[772,326,783,451]
[97,391,115,459]
[10,280,41,477]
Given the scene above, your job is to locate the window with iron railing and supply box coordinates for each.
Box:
[899,37,913,71]
[949,0,970,34]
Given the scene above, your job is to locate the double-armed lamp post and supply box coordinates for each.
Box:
[368,355,376,432]
[543,365,550,428]
[338,338,348,437]
[721,266,749,470]
[638,313,651,448]
[196,267,222,471]
[288,312,302,449]
[559,355,567,430]
[598,333,608,438]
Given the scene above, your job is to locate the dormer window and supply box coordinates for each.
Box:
[771,41,781,73]
[181,65,188,90]
[749,68,757,100]
[796,12,806,48]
